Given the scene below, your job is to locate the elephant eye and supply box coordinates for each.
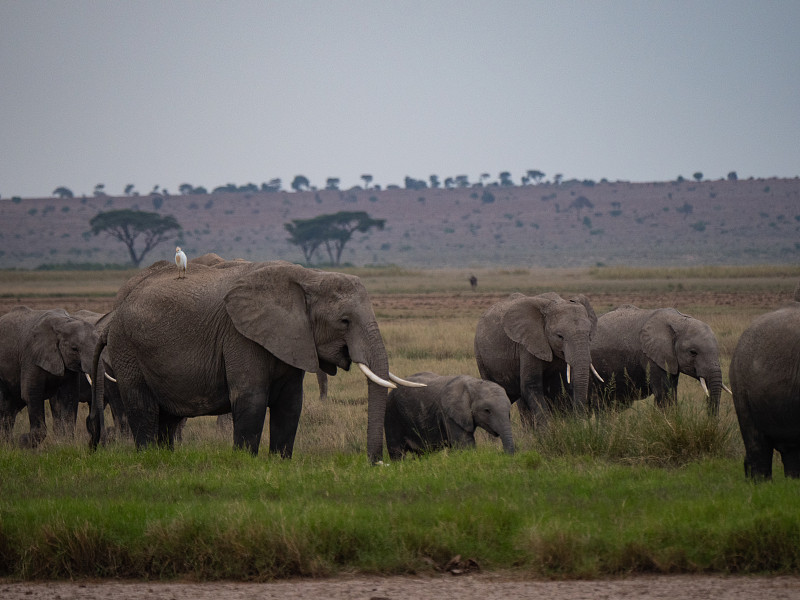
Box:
[689,349,698,356]
[340,318,350,327]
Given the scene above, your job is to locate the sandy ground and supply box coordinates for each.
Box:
[3,574,800,599]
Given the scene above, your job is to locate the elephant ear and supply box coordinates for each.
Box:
[224,264,319,372]
[569,294,598,337]
[640,309,681,374]
[32,311,66,376]
[501,296,553,361]
[441,377,474,433]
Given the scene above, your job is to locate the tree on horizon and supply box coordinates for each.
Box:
[53,187,74,199]
[285,211,385,266]
[90,209,181,267]
[291,175,311,192]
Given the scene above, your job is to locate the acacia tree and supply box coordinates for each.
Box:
[90,209,181,267]
[284,219,324,263]
[291,175,311,191]
[53,186,74,198]
[285,211,385,266]
[527,169,545,184]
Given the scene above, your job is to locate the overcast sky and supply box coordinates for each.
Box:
[1,0,798,198]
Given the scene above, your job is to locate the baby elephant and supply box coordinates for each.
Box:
[384,372,515,460]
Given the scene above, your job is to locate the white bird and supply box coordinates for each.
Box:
[175,246,187,278]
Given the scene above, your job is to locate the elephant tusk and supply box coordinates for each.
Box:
[389,372,427,387]
[699,377,710,397]
[591,363,604,383]
[104,372,117,383]
[722,383,732,395]
[85,373,93,386]
[357,363,397,389]
[566,363,571,384]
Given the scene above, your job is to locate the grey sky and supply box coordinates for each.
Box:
[1,0,798,198]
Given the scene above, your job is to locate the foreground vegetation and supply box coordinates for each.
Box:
[2,438,799,581]
[1,265,799,580]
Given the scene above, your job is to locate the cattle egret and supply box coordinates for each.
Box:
[175,246,187,278]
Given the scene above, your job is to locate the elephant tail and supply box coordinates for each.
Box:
[86,328,108,450]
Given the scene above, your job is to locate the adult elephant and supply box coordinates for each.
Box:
[474,292,599,429]
[0,307,97,446]
[88,259,418,462]
[384,372,515,460]
[729,287,800,480]
[590,306,728,415]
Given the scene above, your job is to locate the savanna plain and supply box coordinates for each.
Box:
[2,265,800,599]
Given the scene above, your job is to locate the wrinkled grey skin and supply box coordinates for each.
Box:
[474,292,597,429]
[590,306,724,415]
[0,307,97,447]
[384,372,514,460]
[729,285,800,480]
[88,259,395,462]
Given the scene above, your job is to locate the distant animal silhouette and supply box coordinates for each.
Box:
[469,275,477,290]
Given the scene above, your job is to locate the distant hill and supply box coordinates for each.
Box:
[1,178,798,269]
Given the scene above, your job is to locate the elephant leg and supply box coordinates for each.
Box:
[24,400,47,448]
[123,382,160,450]
[50,386,79,439]
[21,378,48,447]
[268,373,304,458]
[157,411,186,450]
[106,384,130,438]
[386,441,405,461]
[519,355,548,429]
[518,391,551,430]
[744,446,774,480]
[741,428,774,480]
[232,390,269,455]
[780,447,800,479]
[652,372,679,410]
[0,387,22,442]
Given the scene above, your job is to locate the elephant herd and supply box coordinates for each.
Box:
[0,255,798,481]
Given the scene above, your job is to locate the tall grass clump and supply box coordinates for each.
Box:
[529,398,739,467]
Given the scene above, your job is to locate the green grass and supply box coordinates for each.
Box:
[1,444,799,580]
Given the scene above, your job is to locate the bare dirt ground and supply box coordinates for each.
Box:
[3,574,800,600]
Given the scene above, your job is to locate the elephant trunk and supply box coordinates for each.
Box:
[565,338,592,415]
[500,424,515,455]
[86,334,106,449]
[363,322,390,464]
[699,368,723,417]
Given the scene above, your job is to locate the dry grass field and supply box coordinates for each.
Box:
[2,264,797,454]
